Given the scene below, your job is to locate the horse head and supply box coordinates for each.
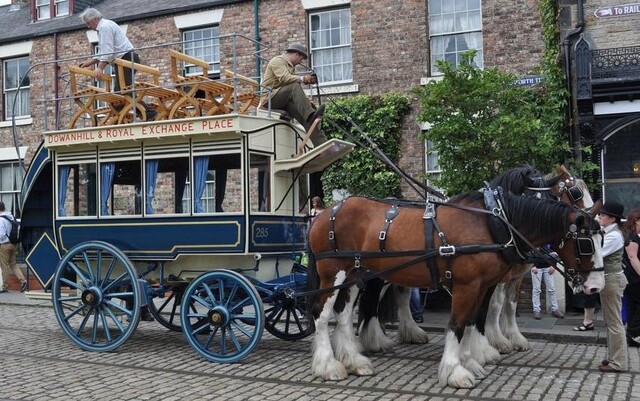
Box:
[555,164,594,210]
[501,192,604,294]
[553,208,604,295]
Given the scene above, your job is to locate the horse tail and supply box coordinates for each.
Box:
[357,278,386,329]
[378,284,399,324]
[305,248,319,317]
[357,279,398,329]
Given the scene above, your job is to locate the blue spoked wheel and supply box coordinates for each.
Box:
[52,241,141,352]
[181,270,264,363]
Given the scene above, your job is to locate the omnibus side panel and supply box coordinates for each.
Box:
[56,216,245,260]
[248,215,307,253]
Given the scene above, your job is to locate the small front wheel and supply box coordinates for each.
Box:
[181,270,264,363]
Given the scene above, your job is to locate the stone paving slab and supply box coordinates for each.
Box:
[0,302,638,401]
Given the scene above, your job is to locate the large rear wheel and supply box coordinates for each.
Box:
[51,241,141,352]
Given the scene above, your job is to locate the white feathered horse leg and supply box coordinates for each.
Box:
[501,269,531,352]
[396,286,430,344]
[311,271,373,380]
[484,283,513,353]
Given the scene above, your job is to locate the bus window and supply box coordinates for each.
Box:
[100,160,141,216]
[146,157,189,215]
[249,153,270,213]
[192,153,241,213]
[59,163,97,217]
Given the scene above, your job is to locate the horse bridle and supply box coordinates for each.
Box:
[554,217,604,287]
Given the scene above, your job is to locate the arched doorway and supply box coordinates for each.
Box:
[600,117,640,212]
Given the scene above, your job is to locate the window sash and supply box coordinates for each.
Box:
[429,0,483,75]
[182,26,221,75]
[0,161,23,217]
[3,57,31,119]
[55,0,69,17]
[309,8,353,84]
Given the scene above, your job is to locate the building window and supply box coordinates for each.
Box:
[429,0,483,75]
[182,26,220,76]
[0,161,24,218]
[34,0,69,21]
[424,138,445,199]
[3,56,30,120]
[309,8,352,84]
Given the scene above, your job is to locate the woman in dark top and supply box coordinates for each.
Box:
[623,209,640,347]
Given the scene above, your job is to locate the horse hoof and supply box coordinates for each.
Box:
[352,366,374,376]
[447,365,476,389]
[313,359,348,381]
[463,359,486,379]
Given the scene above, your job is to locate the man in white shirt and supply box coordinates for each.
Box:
[79,8,155,120]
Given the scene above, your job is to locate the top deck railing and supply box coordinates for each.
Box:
[12,33,286,135]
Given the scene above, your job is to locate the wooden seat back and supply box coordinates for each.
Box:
[221,68,261,114]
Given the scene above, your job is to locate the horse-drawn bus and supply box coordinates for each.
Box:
[18,35,353,362]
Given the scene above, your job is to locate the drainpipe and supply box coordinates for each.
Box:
[54,32,60,130]
[563,0,584,162]
[254,0,261,78]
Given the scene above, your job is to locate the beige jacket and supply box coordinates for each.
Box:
[260,55,300,106]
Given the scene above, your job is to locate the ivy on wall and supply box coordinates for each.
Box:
[321,93,411,200]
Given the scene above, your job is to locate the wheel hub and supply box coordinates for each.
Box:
[81,286,103,307]
[208,306,230,327]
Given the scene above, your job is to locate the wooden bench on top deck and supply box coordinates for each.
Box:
[112,58,182,122]
[169,50,235,118]
[68,65,128,128]
[221,68,261,115]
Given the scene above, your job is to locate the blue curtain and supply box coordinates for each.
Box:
[100,163,115,215]
[194,156,209,213]
[58,165,70,216]
[145,159,159,214]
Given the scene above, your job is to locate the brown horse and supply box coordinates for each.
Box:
[357,165,594,357]
[307,190,604,388]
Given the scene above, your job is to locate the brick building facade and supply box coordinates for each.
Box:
[0,0,595,309]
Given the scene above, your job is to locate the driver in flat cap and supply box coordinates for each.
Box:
[261,43,327,146]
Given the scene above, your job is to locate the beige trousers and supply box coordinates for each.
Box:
[601,271,629,371]
[0,242,24,290]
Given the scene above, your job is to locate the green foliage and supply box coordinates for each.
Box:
[413,51,566,194]
[321,93,411,200]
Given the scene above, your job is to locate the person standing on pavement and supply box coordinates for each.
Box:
[78,8,155,120]
[410,288,424,323]
[530,245,564,319]
[623,208,640,347]
[0,201,27,293]
[595,201,629,373]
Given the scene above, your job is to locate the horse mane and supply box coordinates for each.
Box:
[448,190,571,238]
[490,165,560,199]
[489,165,538,193]
[501,192,570,237]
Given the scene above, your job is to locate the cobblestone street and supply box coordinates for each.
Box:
[0,303,639,401]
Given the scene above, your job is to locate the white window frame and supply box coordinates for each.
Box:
[3,56,30,120]
[34,0,69,21]
[54,0,69,17]
[309,7,353,85]
[182,26,221,76]
[0,147,27,218]
[428,0,483,75]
